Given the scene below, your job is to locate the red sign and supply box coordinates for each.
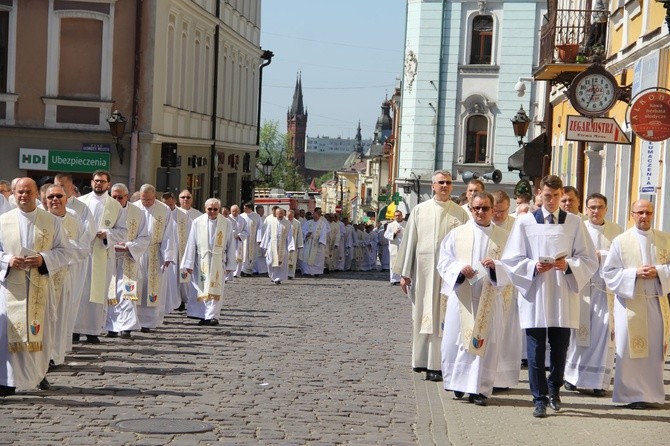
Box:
[335,205,342,213]
[629,91,670,142]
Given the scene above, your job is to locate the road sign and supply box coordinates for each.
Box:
[565,115,630,144]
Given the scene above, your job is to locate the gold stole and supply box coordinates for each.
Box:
[196,216,226,301]
[177,210,187,262]
[619,230,670,359]
[577,223,617,348]
[453,223,509,356]
[420,201,462,335]
[269,220,288,267]
[3,210,54,353]
[142,202,168,308]
[108,205,141,305]
[307,220,324,265]
[83,194,121,304]
[247,217,257,260]
[288,221,300,269]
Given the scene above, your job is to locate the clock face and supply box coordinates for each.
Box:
[572,73,617,115]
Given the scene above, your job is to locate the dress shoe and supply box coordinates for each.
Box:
[0,385,16,397]
[626,401,649,410]
[453,391,465,399]
[106,331,119,338]
[549,395,561,411]
[468,393,487,406]
[520,359,528,368]
[425,370,443,382]
[274,280,281,285]
[198,319,210,326]
[209,319,219,326]
[86,335,101,344]
[564,381,577,391]
[391,282,400,286]
[120,331,132,339]
[492,387,509,393]
[39,377,50,390]
[176,302,186,312]
[593,388,606,397]
[412,367,428,373]
[72,333,80,343]
[533,401,547,418]
[140,327,151,333]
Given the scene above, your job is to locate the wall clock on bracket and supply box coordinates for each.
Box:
[567,63,620,117]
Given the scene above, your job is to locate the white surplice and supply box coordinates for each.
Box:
[287,218,304,278]
[301,218,329,275]
[385,220,406,283]
[564,220,622,391]
[242,211,261,274]
[260,218,295,282]
[602,228,670,404]
[163,207,190,314]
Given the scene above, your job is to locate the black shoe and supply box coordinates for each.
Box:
[425,370,443,382]
[549,395,561,411]
[140,327,151,333]
[274,280,281,285]
[453,391,465,399]
[533,401,547,418]
[86,335,101,344]
[39,377,50,391]
[593,388,606,397]
[198,319,210,326]
[176,302,186,312]
[520,359,528,368]
[72,333,80,343]
[564,381,577,391]
[469,393,487,406]
[209,319,219,326]
[626,401,649,410]
[106,331,118,338]
[0,385,16,397]
[120,331,132,339]
[412,367,428,374]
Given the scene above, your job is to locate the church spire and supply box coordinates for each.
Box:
[290,72,305,116]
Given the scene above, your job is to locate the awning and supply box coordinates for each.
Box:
[507,132,548,178]
[377,205,388,222]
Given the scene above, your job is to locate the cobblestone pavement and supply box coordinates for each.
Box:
[2,270,670,445]
[0,271,417,445]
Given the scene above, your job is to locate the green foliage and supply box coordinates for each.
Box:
[258,121,307,190]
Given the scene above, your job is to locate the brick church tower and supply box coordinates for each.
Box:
[287,73,308,171]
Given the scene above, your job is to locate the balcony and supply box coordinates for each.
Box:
[534,8,609,84]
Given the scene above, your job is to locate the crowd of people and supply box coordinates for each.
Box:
[1,170,667,421]
[394,171,669,417]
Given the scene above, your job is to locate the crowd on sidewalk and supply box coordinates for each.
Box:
[393,171,669,418]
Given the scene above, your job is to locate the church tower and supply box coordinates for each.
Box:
[287,73,308,171]
[354,121,363,156]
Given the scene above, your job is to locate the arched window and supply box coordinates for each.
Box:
[470,15,493,64]
[465,115,488,163]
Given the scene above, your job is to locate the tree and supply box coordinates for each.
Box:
[258,120,306,190]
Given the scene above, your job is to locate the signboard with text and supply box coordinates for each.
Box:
[629,90,670,142]
[565,115,630,144]
[19,148,111,173]
[82,143,111,153]
[639,140,660,195]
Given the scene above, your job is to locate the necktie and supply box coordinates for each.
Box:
[547,213,554,224]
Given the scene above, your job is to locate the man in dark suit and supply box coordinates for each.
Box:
[501,175,597,418]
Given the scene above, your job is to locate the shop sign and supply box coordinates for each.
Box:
[629,90,670,142]
[565,116,630,144]
[19,148,110,173]
[639,140,660,195]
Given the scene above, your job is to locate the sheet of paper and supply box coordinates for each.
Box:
[467,262,488,285]
[19,248,38,257]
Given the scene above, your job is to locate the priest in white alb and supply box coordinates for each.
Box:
[394,170,469,382]
[564,193,622,396]
[602,199,670,409]
[385,210,406,285]
[437,192,511,405]
[241,203,261,276]
[286,210,303,279]
[260,208,295,284]
[0,178,70,396]
[181,198,236,325]
[301,209,329,276]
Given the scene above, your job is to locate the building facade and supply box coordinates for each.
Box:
[397,0,546,209]
[0,0,263,210]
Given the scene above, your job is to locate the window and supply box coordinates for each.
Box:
[0,11,8,93]
[470,15,493,64]
[465,115,488,163]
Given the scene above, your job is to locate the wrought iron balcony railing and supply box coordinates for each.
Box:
[538,9,609,67]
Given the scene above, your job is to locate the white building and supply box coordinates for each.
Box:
[397,0,547,208]
[305,136,372,154]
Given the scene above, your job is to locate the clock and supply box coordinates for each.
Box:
[568,64,619,117]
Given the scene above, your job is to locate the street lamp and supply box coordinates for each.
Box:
[261,157,274,182]
[107,110,127,164]
[511,105,530,147]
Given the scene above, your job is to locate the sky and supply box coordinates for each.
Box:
[260,0,407,140]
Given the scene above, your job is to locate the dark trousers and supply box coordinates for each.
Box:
[525,327,571,403]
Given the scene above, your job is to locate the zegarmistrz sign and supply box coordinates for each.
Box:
[19,148,111,173]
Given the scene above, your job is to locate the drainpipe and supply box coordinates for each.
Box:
[256,50,274,146]
[129,0,143,193]
[209,1,220,197]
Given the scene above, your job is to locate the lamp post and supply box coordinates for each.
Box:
[107,110,127,164]
[261,157,274,183]
[658,1,670,32]
[511,105,530,147]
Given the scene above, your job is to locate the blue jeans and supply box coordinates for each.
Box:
[525,327,571,403]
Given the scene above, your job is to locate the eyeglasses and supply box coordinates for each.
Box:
[587,205,605,211]
[472,206,491,212]
[434,180,452,185]
[179,196,191,199]
[206,207,219,211]
[632,211,653,216]
[92,179,108,183]
[46,194,64,200]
